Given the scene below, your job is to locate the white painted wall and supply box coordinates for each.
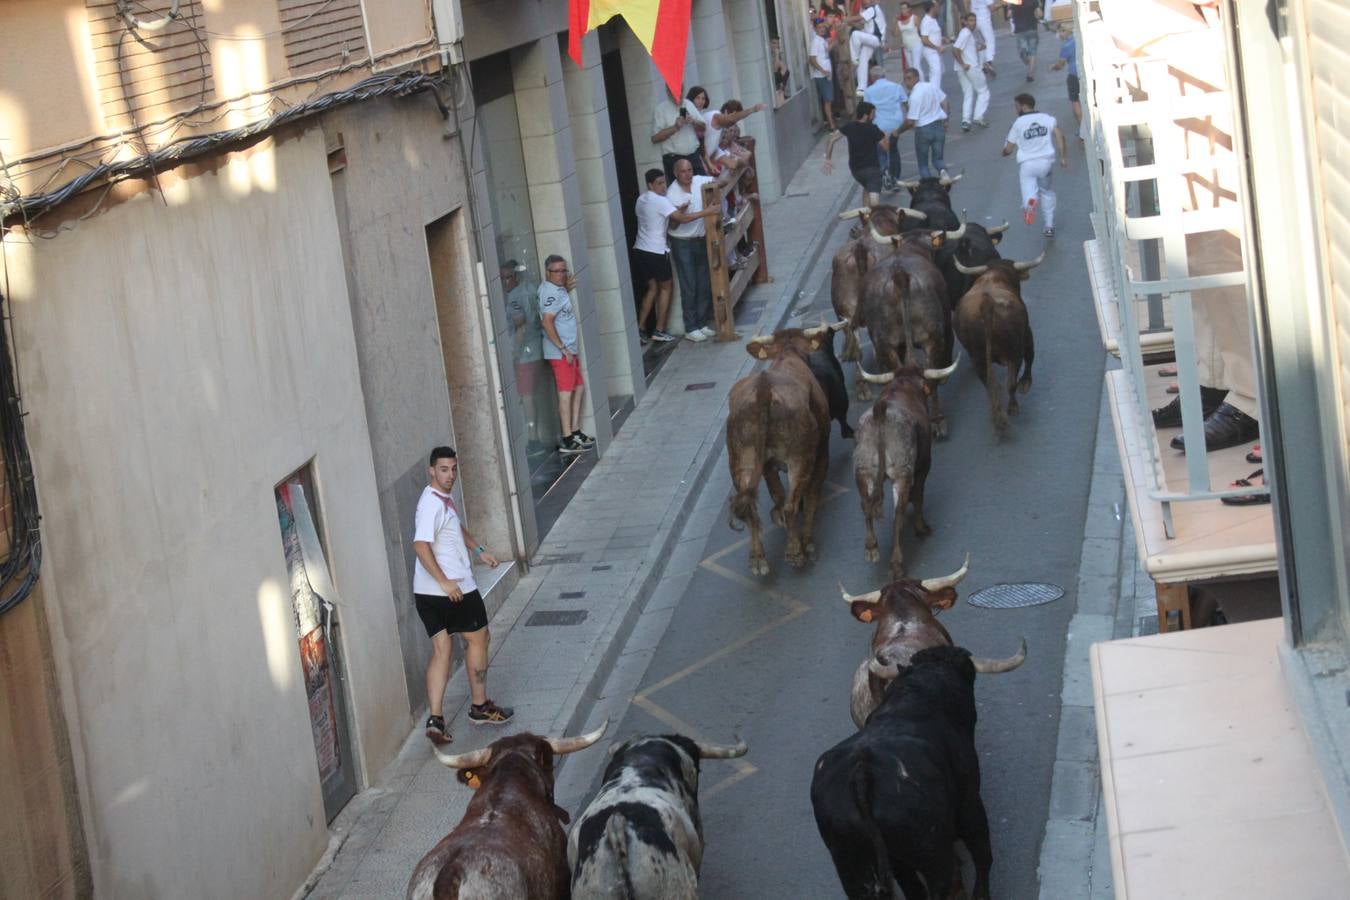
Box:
[2,129,408,900]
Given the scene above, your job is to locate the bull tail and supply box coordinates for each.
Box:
[983,303,1009,437]
[852,237,871,279]
[892,266,912,366]
[727,375,771,532]
[1019,321,1035,394]
[848,761,892,892]
[605,813,638,900]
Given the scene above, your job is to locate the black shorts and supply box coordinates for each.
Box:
[633,248,673,285]
[851,166,883,194]
[1067,73,1080,103]
[416,590,488,637]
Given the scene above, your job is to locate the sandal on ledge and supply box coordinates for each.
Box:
[1221,469,1270,506]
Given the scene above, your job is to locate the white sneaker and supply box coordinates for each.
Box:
[685,328,710,342]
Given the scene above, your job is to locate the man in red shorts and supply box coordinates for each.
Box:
[539,254,595,455]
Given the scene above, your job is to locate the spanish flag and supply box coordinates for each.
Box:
[568,0,693,97]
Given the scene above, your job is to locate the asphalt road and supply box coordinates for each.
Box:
[599,30,1101,900]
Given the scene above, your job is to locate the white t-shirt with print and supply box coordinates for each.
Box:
[412,487,477,595]
[1006,112,1058,163]
[635,191,679,254]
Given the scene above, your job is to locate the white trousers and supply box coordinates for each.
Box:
[921,48,943,84]
[956,65,990,123]
[1018,157,1057,227]
[850,30,882,92]
[975,9,997,65]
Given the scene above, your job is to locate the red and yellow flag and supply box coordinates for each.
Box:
[568,0,693,97]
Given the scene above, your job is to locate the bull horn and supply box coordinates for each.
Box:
[868,657,902,681]
[953,259,989,276]
[838,207,871,221]
[1013,251,1047,272]
[972,638,1029,674]
[869,224,899,244]
[547,718,610,755]
[899,207,928,221]
[922,354,960,382]
[919,552,971,592]
[695,737,749,759]
[944,221,967,241]
[897,179,920,189]
[938,173,964,186]
[857,367,896,385]
[840,583,883,605]
[829,318,850,332]
[435,745,494,769]
[801,322,830,338]
[987,221,1010,236]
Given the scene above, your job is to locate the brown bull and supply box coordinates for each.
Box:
[832,206,927,368]
[853,358,958,579]
[407,722,608,900]
[953,255,1043,438]
[726,328,832,576]
[839,557,1028,727]
[858,229,957,436]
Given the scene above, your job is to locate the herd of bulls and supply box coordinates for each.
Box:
[405,176,1037,899]
[729,175,1044,580]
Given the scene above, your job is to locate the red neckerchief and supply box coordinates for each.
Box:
[431,490,457,515]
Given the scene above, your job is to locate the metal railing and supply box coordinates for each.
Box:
[1076,2,1260,537]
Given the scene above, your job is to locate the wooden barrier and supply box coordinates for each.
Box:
[700,138,770,342]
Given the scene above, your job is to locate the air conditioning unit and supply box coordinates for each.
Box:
[430,0,465,64]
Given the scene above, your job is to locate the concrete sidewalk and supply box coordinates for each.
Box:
[301,135,862,899]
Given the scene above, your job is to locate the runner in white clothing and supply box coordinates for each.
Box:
[970,0,998,73]
[917,2,945,85]
[1002,92,1068,237]
[952,13,990,130]
[847,0,887,95]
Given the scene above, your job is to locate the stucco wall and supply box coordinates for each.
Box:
[323,93,518,714]
[2,129,408,900]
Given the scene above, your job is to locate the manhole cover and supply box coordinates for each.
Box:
[967,583,1063,609]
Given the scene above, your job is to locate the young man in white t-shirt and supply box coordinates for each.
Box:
[847,0,887,96]
[413,447,510,746]
[952,13,991,130]
[1002,92,1068,236]
[918,1,945,85]
[809,18,836,132]
[633,168,686,344]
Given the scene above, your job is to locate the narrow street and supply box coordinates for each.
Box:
[590,33,1103,899]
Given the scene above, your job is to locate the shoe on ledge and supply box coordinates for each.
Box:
[1169,402,1260,453]
[1152,386,1228,428]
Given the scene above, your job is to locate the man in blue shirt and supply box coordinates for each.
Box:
[862,64,908,190]
[1051,25,1081,135]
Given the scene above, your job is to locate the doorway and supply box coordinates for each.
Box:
[274,465,357,821]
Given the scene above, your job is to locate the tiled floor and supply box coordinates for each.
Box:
[1092,618,1349,899]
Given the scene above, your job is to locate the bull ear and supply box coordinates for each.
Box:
[456,768,484,790]
[930,233,946,249]
[808,335,825,351]
[851,600,878,623]
[925,587,957,612]
[991,234,1003,245]
[746,342,771,360]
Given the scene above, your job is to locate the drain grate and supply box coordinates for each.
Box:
[526,610,588,627]
[685,382,717,391]
[967,582,1064,609]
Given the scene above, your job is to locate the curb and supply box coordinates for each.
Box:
[551,168,861,752]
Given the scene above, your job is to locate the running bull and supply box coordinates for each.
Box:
[407,721,608,900]
[852,358,958,579]
[568,734,748,899]
[726,327,832,575]
[953,255,1044,438]
[811,646,999,900]
[832,205,927,366]
[839,554,1027,727]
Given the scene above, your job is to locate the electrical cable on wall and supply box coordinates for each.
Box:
[0,287,41,616]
